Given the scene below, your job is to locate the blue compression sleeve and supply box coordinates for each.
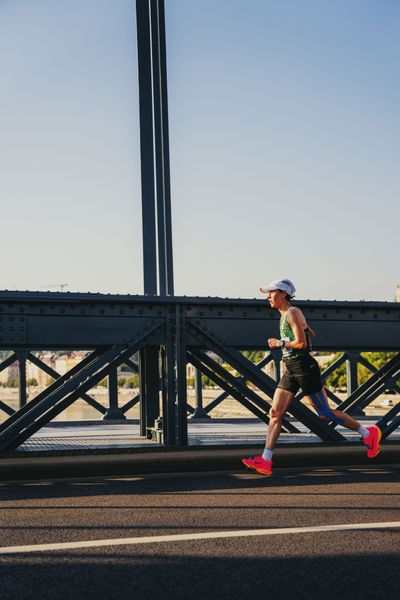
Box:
[309,390,343,425]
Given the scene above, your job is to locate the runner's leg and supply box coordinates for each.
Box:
[266,387,295,449]
[307,387,361,430]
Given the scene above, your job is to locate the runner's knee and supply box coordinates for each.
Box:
[269,407,284,421]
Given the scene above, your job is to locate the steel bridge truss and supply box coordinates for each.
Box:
[0,292,399,451]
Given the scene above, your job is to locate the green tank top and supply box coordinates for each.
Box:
[280,308,311,360]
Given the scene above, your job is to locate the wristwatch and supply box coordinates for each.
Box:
[278,339,285,349]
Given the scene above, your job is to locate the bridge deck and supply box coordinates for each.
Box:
[10,417,400,453]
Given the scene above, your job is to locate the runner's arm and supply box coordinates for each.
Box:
[286,310,308,349]
[268,309,307,350]
[308,325,316,339]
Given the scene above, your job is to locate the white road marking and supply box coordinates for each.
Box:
[1,521,399,555]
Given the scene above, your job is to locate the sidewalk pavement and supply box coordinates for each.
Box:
[1,441,399,482]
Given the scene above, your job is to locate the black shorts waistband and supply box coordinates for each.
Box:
[282,352,311,363]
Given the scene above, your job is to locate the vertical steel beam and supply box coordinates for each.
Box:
[17,351,28,409]
[136,0,174,296]
[136,1,175,441]
[160,345,167,438]
[136,0,157,295]
[150,0,166,295]
[139,349,147,436]
[164,310,176,445]
[175,305,187,445]
[139,346,160,436]
[104,368,125,420]
[192,368,209,419]
[147,347,161,430]
[150,0,174,296]
[158,0,174,297]
[139,349,159,436]
[346,352,359,396]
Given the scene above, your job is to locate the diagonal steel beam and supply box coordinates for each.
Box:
[376,401,400,440]
[0,322,163,450]
[205,353,275,413]
[190,349,299,432]
[203,352,275,414]
[351,354,399,396]
[202,389,230,414]
[0,346,121,450]
[358,354,378,373]
[356,353,400,395]
[188,321,344,441]
[123,358,139,373]
[27,352,106,414]
[0,353,18,373]
[320,353,348,380]
[338,353,400,414]
[188,351,272,426]
[0,400,14,417]
[0,348,105,436]
[120,394,140,414]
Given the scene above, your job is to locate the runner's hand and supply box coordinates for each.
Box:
[268,338,280,349]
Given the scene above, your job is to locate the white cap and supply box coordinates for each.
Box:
[260,278,296,297]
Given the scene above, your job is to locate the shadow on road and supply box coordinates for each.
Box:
[0,548,399,600]
[0,464,399,502]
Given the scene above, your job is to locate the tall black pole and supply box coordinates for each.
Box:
[150,0,166,295]
[158,0,174,296]
[136,0,174,296]
[153,0,174,296]
[150,0,174,296]
[136,0,175,441]
[136,0,158,295]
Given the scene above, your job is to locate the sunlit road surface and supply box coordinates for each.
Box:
[1,465,399,600]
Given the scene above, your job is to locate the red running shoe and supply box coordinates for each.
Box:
[363,425,382,459]
[242,456,273,475]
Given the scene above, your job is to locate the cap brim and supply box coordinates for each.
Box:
[260,286,277,293]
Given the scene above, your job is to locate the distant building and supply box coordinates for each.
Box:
[0,352,89,387]
[26,353,57,386]
[0,360,18,384]
[396,284,400,303]
[54,352,87,375]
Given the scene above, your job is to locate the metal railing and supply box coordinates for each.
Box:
[0,291,399,450]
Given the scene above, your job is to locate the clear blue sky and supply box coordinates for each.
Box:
[0,0,398,301]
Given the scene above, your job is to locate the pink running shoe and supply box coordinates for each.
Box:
[363,425,382,459]
[242,456,273,475]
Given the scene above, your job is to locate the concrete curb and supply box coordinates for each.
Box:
[0,442,398,481]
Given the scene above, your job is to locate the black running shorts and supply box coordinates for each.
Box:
[277,354,322,395]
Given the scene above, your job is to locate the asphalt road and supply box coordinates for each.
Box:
[0,465,399,600]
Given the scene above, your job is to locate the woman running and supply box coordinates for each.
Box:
[243,278,382,476]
